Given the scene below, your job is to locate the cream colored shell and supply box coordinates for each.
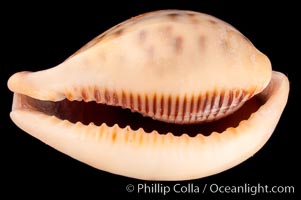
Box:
[8,10,271,124]
[7,10,288,180]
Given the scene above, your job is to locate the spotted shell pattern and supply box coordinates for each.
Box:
[7,10,288,181]
[14,10,271,124]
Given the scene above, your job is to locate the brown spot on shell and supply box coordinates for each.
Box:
[113,29,124,37]
[95,33,106,42]
[173,36,183,54]
[187,13,199,24]
[208,19,218,25]
[187,13,196,17]
[167,13,180,20]
[199,35,206,52]
[221,39,231,50]
[138,30,147,42]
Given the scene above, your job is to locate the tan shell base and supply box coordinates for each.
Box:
[10,71,288,180]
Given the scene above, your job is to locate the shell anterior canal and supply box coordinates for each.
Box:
[17,93,262,137]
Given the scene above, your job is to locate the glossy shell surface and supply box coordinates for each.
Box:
[8,10,289,180]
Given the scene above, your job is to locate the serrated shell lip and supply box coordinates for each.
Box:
[9,71,289,180]
[53,85,258,124]
[8,71,284,137]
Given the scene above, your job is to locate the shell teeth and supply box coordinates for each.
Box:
[63,86,256,124]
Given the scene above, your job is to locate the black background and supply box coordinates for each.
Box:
[1,1,298,199]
